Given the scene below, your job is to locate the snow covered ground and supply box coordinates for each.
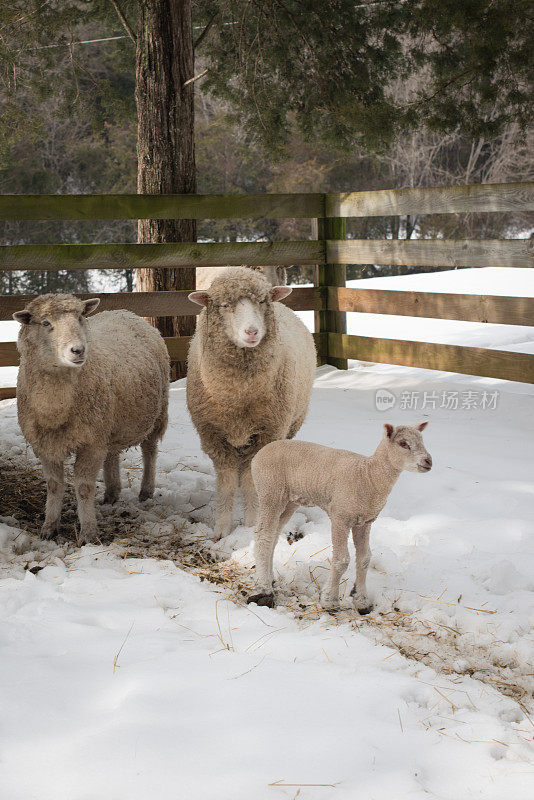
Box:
[1,266,533,798]
[1,361,534,799]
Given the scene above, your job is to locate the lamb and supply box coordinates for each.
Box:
[13,294,169,543]
[248,422,432,613]
[186,267,316,540]
[195,265,287,291]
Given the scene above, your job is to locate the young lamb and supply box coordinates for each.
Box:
[186,267,316,540]
[14,294,169,543]
[248,422,432,613]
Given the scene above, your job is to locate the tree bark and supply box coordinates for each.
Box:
[135,0,196,380]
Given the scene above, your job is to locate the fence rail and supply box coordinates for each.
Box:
[0,182,531,220]
[1,181,533,395]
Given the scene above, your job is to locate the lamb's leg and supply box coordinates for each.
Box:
[321,517,351,611]
[73,447,106,544]
[214,465,239,540]
[249,501,298,607]
[139,430,158,501]
[40,457,64,538]
[241,464,259,527]
[350,522,373,614]
[103,451,121,504]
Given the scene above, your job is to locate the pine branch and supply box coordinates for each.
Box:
[108,0,136,45]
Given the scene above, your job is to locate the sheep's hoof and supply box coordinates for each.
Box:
[41,521,59,539]
[247,592,275,608]
[138,488,153,502]
[102,492,119,505]
[320,593,340,612]
[78,526,98,545]
[213,524,231,541]
[356,605,374,616]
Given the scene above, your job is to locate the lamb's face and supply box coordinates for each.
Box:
[14,296,100,369]
[189,276,292,349]
[383,422,432,473]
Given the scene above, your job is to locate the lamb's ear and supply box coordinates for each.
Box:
[188,291,210,307]
[82,298,100,316]
[13,309,32,325]
[384,423,394,439]
[270,286,292,302]
[417,421,428,432]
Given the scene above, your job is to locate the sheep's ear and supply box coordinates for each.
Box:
[13,310,32,325]
[188,291,210,307]
[417,421,428,432]
[82,298,100,316]
[384,423,394,439]
[270,286,292,302]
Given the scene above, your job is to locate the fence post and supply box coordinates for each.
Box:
[314,200,347,369]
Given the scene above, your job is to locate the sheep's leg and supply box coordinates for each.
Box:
[321,517,351,611]
[40,457,64,538]
[350,522,373,615]
[103,451,121,504]
[73,448,106,544]
[249,501,298,607]
[241,465,259,527]
[139,431,158,501]
[214,465,239,540]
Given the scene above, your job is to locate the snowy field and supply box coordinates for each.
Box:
[1,267,534,799]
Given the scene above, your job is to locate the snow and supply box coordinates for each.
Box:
[1,265,533,797]
[1,359,534,799]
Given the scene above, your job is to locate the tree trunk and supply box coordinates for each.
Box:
[135,0,196,380]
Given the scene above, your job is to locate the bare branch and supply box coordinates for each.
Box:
[194,12,218,50]
[108,0,136,45]
[183,68,208,88]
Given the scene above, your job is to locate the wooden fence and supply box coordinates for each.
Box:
[0,181,533,400]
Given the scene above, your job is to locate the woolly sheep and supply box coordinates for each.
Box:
[248,423,432,612]
[195,265,287,291]
[14,294,169,543]
[186,267,316,540]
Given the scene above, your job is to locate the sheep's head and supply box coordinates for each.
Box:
[13,294,100,369]
[383,422,432,473]
[189,267,292,349]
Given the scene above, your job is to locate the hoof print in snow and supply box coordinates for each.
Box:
[247,592,275,608]
[357,605,373,616]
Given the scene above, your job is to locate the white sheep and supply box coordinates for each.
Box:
[14,294,169,543]
[186,267,316,540]
[248,423,432,612]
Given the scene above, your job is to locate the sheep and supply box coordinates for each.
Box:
[248,422,432,613]
[186,267,316,540]
[196,265,287,291]
[13,294,169,544]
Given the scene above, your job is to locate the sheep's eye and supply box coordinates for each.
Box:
[78,315,84,323]
[399,440,410,449]
[42,319,52,328]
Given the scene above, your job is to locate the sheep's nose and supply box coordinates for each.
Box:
[423,456,432,469]
[245,326,258,336]
[70,345,85,356]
